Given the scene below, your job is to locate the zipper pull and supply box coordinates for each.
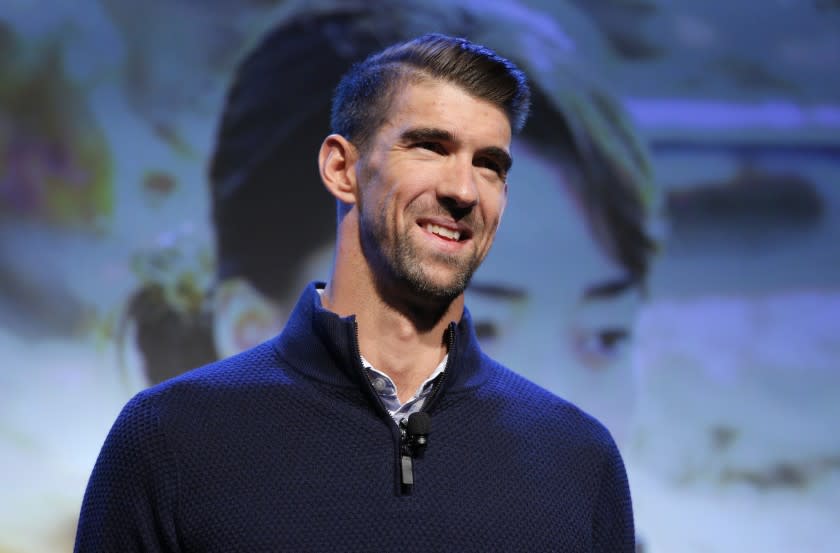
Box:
[399,418,414,492]
[401,453,414,488]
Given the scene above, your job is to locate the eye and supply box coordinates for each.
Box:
[414,141,446,154]
[572,327,631,370]
[473,320,499,340]
[474,157,505,179]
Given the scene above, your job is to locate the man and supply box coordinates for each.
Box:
[76,33,634,551]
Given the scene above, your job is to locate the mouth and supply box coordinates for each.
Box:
[418,219,472,243]
[424,223,460,241]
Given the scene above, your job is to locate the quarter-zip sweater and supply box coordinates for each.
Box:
[75,282,634,552]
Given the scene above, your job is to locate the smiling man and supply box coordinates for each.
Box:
[75,34,634,552]
[319,68,516,402]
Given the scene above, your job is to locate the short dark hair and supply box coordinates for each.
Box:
[330,33,530,151]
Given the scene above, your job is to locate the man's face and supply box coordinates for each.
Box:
[465,141,642,443]
[354,78,512,303]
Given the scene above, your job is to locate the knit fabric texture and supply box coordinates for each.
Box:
[75,282,634,552]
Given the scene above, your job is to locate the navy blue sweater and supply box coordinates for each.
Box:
[75,283,633,551]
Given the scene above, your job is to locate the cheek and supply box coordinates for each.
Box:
[482,195,506,236]
[359,179,397,228]
[488,180,507,211]
[383,166,434,210]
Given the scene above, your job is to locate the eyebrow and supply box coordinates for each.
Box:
[468,281,528,300]
[582,276,638,301]
[400,127,455,144]
[400,127,513,173]
[482,146,513,174]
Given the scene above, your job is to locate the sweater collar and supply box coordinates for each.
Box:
[272,282,488,395]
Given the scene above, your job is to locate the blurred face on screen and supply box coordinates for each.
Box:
[466,140,641,443]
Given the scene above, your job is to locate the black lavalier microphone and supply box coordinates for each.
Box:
[406,412,431,454]
[400,412,431,490]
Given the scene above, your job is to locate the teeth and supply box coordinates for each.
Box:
[425,223,460,241]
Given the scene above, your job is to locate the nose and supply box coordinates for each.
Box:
[438,157,479,212]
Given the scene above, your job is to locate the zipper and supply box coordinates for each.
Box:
[418,321,455,414]
[350,319,457,495]
[399,322,455,493]
[350,320,404,494]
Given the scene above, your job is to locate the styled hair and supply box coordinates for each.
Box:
[330,33,530,151]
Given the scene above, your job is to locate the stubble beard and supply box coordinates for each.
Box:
[361,209,483,304]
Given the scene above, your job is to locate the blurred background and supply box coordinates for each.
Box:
[1,1,838,551]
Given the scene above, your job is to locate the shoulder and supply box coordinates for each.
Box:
[119,338,299,433]
[474,353,619,455]
[143,338,291,400]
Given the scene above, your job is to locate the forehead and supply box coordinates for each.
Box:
[377,78,512,148]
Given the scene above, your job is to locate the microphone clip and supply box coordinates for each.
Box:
[402,412,430,457]
[399,412,431,490]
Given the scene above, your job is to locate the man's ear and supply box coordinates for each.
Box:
[212,278,288,359]
[319,134,359,205]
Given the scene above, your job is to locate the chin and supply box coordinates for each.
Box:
[402,270,470,303]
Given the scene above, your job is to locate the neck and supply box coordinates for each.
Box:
[321,219,461,403]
